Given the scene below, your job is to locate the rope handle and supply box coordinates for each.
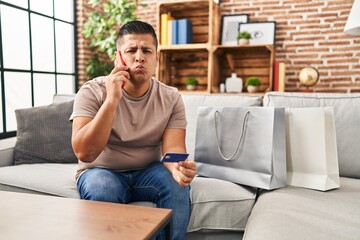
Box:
[214,110,250,161]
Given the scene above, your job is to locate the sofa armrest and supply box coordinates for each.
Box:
[0,137,16,167]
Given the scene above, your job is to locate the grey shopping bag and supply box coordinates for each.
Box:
[194,107,287,190]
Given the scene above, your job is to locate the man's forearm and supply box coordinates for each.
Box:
[72,100,118,162]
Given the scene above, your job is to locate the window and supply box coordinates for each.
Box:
[0,0,77,139]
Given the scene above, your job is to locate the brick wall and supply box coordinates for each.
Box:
[76,0,109,87]
[76,0,360,92]
[76,0,88,87]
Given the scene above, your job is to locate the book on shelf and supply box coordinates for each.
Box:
[177,19,192,44]
[279,62,286,92]
[167,20,173,45]
[273,61,286,92]
[165,19,192,45]
[273,61,279,91]
[171,20,178,44]
[161,13,171,45]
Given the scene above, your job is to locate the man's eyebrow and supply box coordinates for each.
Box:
[125,46,153,51]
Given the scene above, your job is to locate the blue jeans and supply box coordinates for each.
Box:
[77,161,190,240]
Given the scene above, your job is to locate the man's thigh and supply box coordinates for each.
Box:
[131,162,181,203]
[77,168,130,203]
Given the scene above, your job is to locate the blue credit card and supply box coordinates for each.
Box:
[161,153,189,163]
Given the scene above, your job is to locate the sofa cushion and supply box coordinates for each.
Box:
[53,94,76,104]
[0,165,257,232]
[181,94,263,160]
[243,177,360,240]
[0,163,80,198]
[14,100,77,165]
[264,92,360,179]
[188,176,257,233]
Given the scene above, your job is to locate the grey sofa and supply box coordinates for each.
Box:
[0,92,360,240]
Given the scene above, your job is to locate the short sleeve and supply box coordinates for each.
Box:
[166,94,187,129]
[69,78,106,121]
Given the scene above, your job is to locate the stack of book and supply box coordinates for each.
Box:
[161,13,192,45]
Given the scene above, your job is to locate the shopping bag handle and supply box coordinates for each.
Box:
[214,110,250,161]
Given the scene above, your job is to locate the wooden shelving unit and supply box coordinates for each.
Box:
[156,0,275,94]
[213,45,275,93]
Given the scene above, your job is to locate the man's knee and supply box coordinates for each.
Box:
[77,168,126,203]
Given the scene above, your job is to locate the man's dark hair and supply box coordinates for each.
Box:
[116,20,158,50]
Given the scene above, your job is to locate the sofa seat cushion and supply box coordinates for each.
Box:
[264,92,360,179]
[243,177,360,240]
[0,163,80,198]
[188,176,257,233]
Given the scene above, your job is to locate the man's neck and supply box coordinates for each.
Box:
[123,79,151,98]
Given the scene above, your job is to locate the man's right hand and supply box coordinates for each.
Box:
[105,65,130,103]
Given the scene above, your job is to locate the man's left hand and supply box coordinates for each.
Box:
[174,160,197,188]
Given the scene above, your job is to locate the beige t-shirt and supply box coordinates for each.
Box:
[70,77,186,179]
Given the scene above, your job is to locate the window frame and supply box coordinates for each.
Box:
[0,0,78,139]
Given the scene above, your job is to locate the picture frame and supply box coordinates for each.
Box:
[220,14,249,45]
[238,21,276,45]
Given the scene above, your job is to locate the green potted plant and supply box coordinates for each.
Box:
[245,77,261,93]
[85,54,114,80]
[82,0,147,79]
[237,31,251,45]
[185,77,199,91]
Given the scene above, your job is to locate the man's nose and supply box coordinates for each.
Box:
[135,51,145,63]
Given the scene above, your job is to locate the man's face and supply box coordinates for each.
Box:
[118,34,158,85]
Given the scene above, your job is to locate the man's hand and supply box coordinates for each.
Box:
[170,160,197,188]
[161,128,194,187]
[105,65,130,103]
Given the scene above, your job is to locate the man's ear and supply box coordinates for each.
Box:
[156,51,160,62]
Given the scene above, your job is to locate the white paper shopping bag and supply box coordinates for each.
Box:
[286,107,340,191]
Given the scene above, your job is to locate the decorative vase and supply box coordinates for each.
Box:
[186,85,197,91]
[220,83,225,93]
[247,85,258,93]
[225,73,243,93]
[238,39,249,45]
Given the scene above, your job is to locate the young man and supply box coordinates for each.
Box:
[70,20,196,239]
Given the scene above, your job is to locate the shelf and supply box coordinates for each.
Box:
[210,92,265,96]
[179,89,209,94]
[156,0,275,95]
[158,50,210,92]
[158,0,210,11]
[211,45,275,93]
[156,0,219,93]
[157,0,219,46]
[159,43,210,51]
[158,1,210,44]
[214,44,274,52]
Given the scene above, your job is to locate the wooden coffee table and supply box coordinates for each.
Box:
[0,191,172,240]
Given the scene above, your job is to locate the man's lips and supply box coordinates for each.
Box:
[134,65,145,73]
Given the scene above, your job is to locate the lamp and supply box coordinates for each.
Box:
[344,0,360,35]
